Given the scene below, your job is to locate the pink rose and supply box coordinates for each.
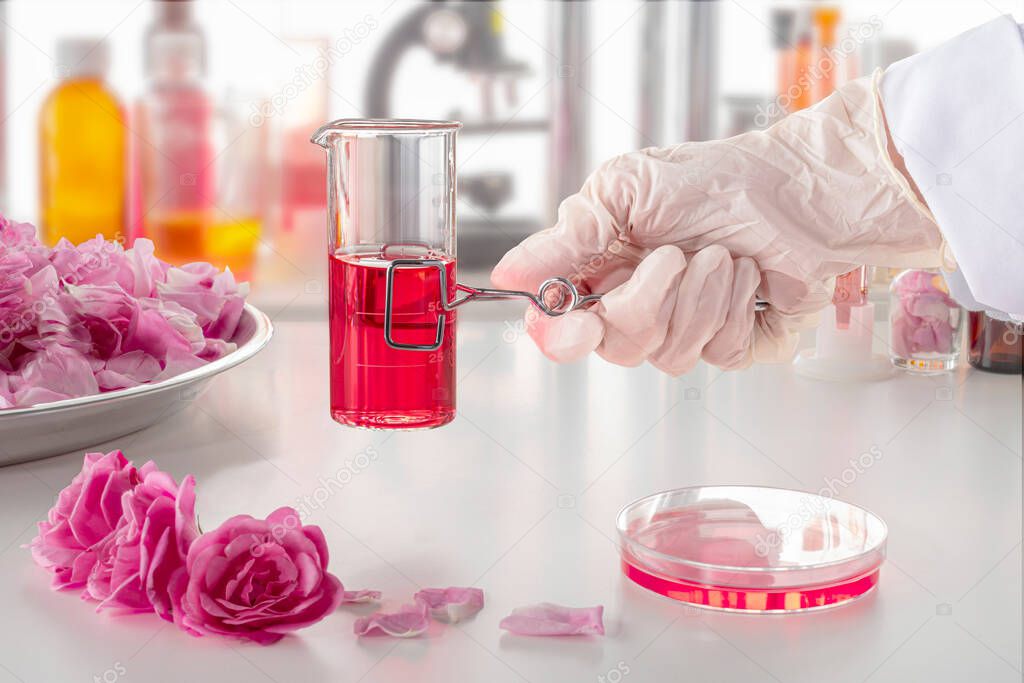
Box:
[84,464,199,620]
[174,507,342,645]
[28,451,139,589]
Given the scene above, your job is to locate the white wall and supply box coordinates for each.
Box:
[3,0,1020,226]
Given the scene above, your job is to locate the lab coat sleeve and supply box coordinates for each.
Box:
[879,15,1024,320]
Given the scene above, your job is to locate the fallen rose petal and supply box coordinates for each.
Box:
[341,589,382,604]
[353,603,430,638]
[498,603,604,636]
[414,586,484,623]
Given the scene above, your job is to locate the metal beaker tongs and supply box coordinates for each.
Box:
[384,259,768,351]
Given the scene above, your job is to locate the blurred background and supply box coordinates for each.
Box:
[1,0,1020,316]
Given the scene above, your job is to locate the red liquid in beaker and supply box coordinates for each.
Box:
[328,250,456,429]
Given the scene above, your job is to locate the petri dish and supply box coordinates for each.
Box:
[617,486,887,613]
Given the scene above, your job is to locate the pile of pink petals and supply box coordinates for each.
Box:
[29,451,343,645]
[0,215,248,409]
[890,269,960,358]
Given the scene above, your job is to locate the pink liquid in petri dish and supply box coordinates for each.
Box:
[328,249,456,429]
[618,487,886,613]
[622,559,879,612]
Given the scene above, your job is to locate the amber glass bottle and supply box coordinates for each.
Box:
[968,312,1023,374]
[39,39,125,245]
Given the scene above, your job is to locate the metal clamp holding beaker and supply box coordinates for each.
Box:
[384,258,768,352]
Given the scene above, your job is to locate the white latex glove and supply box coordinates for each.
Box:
[492,74,944,375]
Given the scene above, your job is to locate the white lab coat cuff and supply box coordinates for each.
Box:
[879,15,1024,318]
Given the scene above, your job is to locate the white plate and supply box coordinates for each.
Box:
[0,304,273,465]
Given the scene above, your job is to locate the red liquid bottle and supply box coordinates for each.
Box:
[329,250,456,428]
[312,119,462,429]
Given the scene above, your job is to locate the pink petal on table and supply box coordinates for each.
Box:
[353,603,429,638]
[341,589,382,604]
[414,586,484,623]
[499,603,604,636]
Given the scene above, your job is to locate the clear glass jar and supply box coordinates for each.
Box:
[888,269,963,373]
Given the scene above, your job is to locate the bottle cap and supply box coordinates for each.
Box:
[56,38,109,79]
[770,9,795,49]
[148,31,205,78]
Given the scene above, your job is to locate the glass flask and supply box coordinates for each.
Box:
[888,269,964,373]
[968,311,1023,374]
[311,120,460,429]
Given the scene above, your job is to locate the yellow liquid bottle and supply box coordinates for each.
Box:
[206,215,261,280]
[39,39,125,246]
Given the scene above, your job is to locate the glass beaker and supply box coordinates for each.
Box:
[311,120,460,429]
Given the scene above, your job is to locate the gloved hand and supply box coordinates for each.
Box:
[492,74,945,375]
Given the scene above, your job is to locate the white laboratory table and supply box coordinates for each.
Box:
[0,304,1020,683]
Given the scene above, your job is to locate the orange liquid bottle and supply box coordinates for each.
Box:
[39,39,125,245]
[791,18,814,112]
[812,6,842,104]
[772,8,813,113]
